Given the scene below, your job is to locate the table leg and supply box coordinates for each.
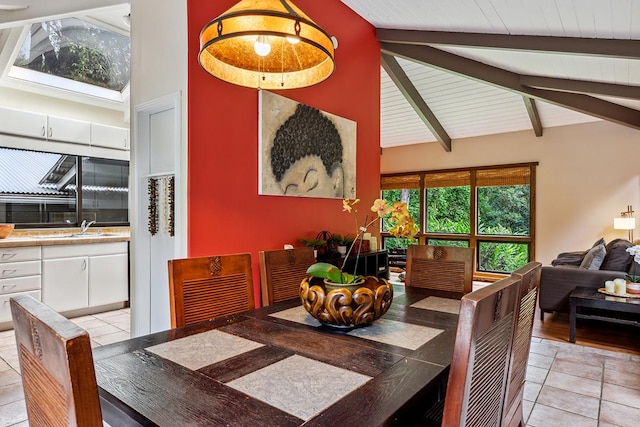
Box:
[569,299,577,343]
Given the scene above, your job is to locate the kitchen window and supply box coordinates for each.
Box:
[0,146,129,227]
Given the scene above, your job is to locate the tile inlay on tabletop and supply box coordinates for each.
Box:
[227,354,371,421]
[410,296,461,314]
[145,329,264,370]
[270,305,443,350]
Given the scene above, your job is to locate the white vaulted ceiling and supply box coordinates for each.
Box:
[342,0,640,149]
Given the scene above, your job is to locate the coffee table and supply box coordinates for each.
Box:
[569,286,640,343]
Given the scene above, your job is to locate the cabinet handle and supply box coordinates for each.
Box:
[1,284,16,291]
[2,269,17,276]
[48,127,53,138]
[41,126,45,136]
[82,260,87,271]
[1,253,16,260]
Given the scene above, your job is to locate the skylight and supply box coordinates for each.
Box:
[7,17,130,104]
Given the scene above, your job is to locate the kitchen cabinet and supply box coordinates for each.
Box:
[42,242,129,312]
[42,256,88,312]
[0,105,127,150]
[91,123,129,150]
[0,246,42,322]
[89,253,128,306]
[47,115,91,144]
[0,106,47,139]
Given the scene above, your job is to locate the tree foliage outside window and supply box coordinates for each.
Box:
[14,18,130,91]
[381,164,535,275]
[426,186,470,234]
[477,185,530,236]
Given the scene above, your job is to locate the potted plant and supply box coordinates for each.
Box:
[331,233,355,256]
[625,245,640,294]
[299,237,325,259]
[307,198,418,285]
[300,198,418,329]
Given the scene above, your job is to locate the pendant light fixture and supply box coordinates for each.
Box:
[198,0,336,89]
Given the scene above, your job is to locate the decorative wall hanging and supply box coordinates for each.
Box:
[147,178,158,236]
[258,90,356,199]
[147,175,175,237]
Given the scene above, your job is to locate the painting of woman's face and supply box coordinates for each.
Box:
[259,91,356,199]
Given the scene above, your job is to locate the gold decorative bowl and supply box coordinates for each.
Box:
[299,275,393,330]
[0,224,14,239]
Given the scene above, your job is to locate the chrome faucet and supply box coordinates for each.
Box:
[80,220,96,234]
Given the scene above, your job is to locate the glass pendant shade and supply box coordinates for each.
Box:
[198,0,336,89]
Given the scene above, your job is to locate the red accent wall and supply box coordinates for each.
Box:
[187,0,380,306]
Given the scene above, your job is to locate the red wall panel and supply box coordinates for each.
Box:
[187,0,380,306]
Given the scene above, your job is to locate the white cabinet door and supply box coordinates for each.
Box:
[42,257,89,312]
[47,115,91,144]
[0,106,47,139]
[0,290,40,322]
[89,253,128,306]
[91,123,129,150]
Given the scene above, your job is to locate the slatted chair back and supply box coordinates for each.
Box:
[405,245,474,297]
[10,294,103,427]
[259,247,315,306]
[168,253,254,328]
[441,275,521,427]
[503,261,542,427]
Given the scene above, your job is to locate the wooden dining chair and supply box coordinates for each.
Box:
[405,245,475,297]
[418,275,521,426]
[502,261,542,427]
[10,294,103,427]
[168,253,255,328]
[258,247,315,306]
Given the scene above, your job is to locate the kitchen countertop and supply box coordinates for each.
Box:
[0,227,130,248]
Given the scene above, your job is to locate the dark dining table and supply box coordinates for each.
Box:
[93,286,460,426]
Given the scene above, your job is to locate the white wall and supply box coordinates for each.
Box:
[129,0,188,335]
[0,87,127,127]
[381,120,640,265]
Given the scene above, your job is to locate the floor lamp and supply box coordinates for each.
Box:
[614,205,635,241]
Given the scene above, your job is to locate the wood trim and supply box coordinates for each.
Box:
[380,43,640,130]
[381,53,451,151]
[377,29,640,60]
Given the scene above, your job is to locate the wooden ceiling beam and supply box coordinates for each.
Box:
[381,53,451,152]
[520,75,640,100]
[377,29,640,59]
[380,42,640,131]
[522,97,542,137]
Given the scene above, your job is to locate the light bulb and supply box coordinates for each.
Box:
[286,36,300,44]
[254,35,271,56]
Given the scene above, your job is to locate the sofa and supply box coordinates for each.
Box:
[538,238,637,320]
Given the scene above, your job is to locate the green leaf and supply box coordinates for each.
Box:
[306,262,343,283]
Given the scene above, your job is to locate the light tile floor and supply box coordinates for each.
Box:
[0,306,639,426]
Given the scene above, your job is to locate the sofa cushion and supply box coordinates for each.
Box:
[551,251,586,266]
[579,243,606,270]
[551,238,605,267]
[601,239,633,272]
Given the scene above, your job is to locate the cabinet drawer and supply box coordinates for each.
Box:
[0,246,41,263]
[0,275,41,295]
[0,290,41,323]
[0,260,41,279]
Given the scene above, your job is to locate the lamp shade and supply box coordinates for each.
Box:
[614,217,636,230]
[198,0,335,89]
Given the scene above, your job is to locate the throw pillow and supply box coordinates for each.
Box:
[591,237,606,248]
[551,251,587,266]
[579,243,606,270]
[601,238,633,271]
